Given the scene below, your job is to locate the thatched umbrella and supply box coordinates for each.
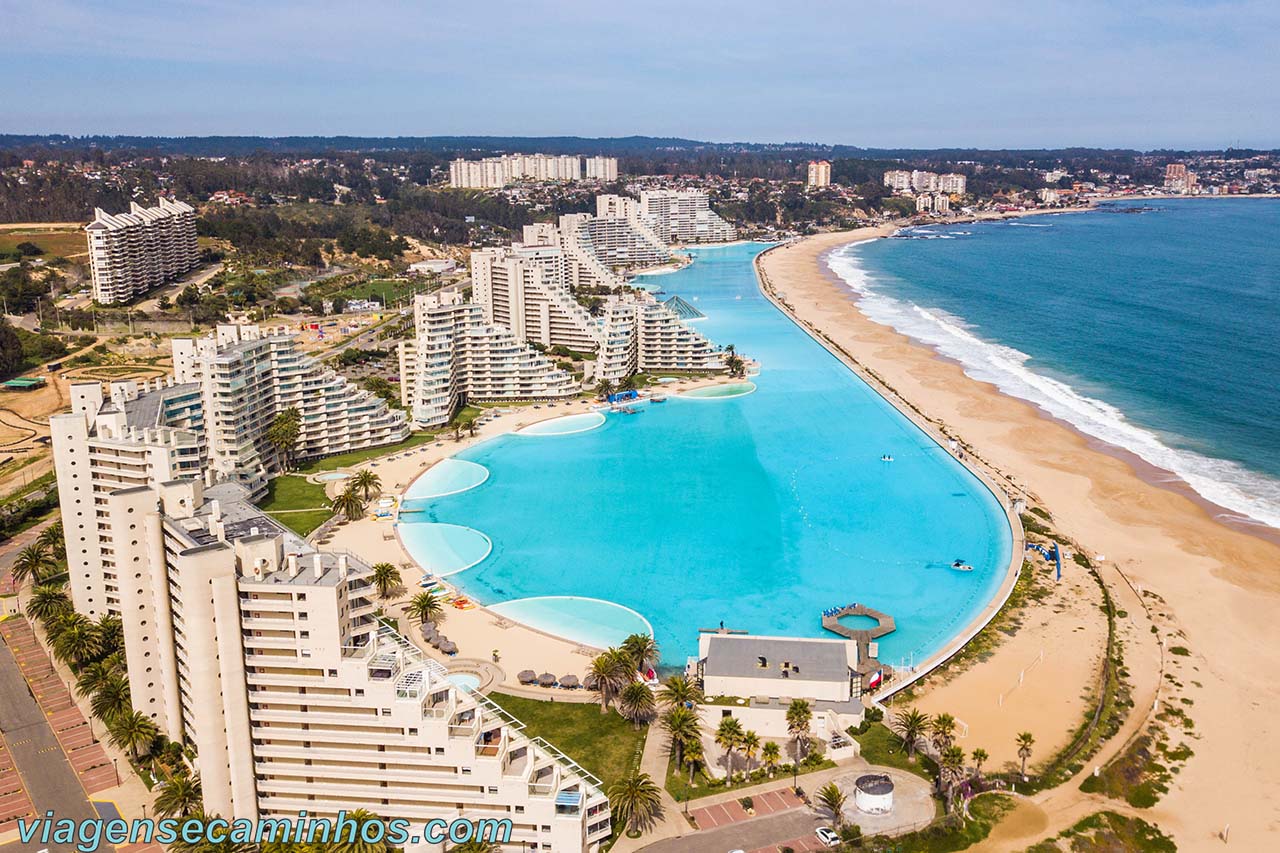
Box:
[422,627,439,643]
[440,640,458,655]
[583,673,599,691]
[429,634,444,648]
[517,670,537,685]
[559,674,580,689]
[537,672,557,687]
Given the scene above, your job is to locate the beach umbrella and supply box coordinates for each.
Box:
[583,673,599,690]
[440,641,458,655]
[517,670,537,685]
[429,635,443,648]
[537,672,557,687]
[422,627,439,642]
[559,674,580,689]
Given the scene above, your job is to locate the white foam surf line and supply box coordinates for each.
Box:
[828,245,1280,531]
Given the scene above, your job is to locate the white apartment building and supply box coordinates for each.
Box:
[595,296,724,383]
[938,173,967,195]
[915,192,951,214]
[882,170,913,192]
[471,245,601,353]
[397,292,578,429]
[910,170,940,192]
[50,379,206,618]
[173,325,409,495]
[638,189,737,244]
[449,154,618,189]
[584,156,619,182]
[85,197,199,304]
[806,160,832,188]
[99,477,610,851]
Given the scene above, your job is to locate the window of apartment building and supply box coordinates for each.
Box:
[487,786,498,794]
[461,767,471,775]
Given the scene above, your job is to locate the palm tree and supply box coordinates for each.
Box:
[330,487,367,522]
[657,674,702,710]
[621,632,658,674]
[95,613,124,658]
[90,672,132,722]
[405,590,444,625]
[740,730,761,772]
[816,782,847,826]
[37,521,66,561]
[930,712,957,752]
[588,648,630,714]
[52,614,100,666]
[370,562,402,601]
[761,740,781,776]
[328,808,395,853]
[661,706,700,768]
[170,813,256,853]
[76,661,117,698]
[265,408,302,470]
[682,736,706,785]
[25,584,71,624]
[108,709,158,760]
[594,378,615,400]
[939,745,966,812]
[154,771,203,818]
[715,716,744,780]
[892,707,931,759]
[607,770,663,834]
[786,698,813,762]
[1016,731,1036,778]
[618,682,657,728]
[11,543,54,588]
[971,748,989,780]
[351,469,382,501]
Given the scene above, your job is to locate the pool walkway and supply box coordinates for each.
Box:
[821,604,897,690]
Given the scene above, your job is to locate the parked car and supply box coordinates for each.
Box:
[816,826,840,846]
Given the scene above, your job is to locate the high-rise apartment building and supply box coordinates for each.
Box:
[637,189,737,244]
[938,173,967,195]
[449,154,619,189]
[882,170,913,192]
[471,245,602,353]
[397,292,579,428]
[910,170,940,192]
[98,477,611,850]
[584,156,619,182]
[1164,163,1196,193]
[85,197,199,304]
[806,160,832,188]
[172,324,409,497]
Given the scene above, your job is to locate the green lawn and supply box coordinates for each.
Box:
[487,692,645,792]
[269,509,334,537]
[294,431,436,474]
[256,474,330,512]
[851,723,939,781]
[256,475,334,536]
[0,230,86,258]
[864,794,1013,853]
[665,751,835,803]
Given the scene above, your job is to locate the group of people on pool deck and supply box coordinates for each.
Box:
[823,602,863,617]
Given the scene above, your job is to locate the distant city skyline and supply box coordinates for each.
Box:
[4,0,1279,149]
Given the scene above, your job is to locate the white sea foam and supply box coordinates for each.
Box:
[1008,221,1052,227]
[827,246,1280,530]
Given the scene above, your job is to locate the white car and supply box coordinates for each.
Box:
[815,826,840,846]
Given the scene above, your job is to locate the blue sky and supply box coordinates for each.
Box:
[3,0,1278,148]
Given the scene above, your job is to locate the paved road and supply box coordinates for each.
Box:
[644,808,830,853]
[0,632,112,853]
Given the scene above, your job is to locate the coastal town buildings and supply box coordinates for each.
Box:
[806,160,832,188]
[448,154,618,188]
[471,244,602,353]
[637,189,737,244]
[883,170,913,192]
[915,192,951,214]
[397,291,578,428]
[95,476,611,851]
[938,173,967,195]
[84,197,199,304]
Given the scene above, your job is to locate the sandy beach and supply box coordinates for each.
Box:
[759,228,1280,851]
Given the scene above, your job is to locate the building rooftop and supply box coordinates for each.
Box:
[121,382,201,427]
[702,634,854,683]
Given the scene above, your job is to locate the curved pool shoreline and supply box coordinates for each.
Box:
[399,240,1018,676]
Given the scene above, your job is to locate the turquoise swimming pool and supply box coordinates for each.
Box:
[489,597,653,650]
[400,243,1013,667]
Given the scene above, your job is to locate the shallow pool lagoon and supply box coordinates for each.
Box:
[401,243,1012,666]
[489,596,654,650]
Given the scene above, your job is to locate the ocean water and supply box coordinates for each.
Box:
[832,199,1280,530]
[400,242,1012,666]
